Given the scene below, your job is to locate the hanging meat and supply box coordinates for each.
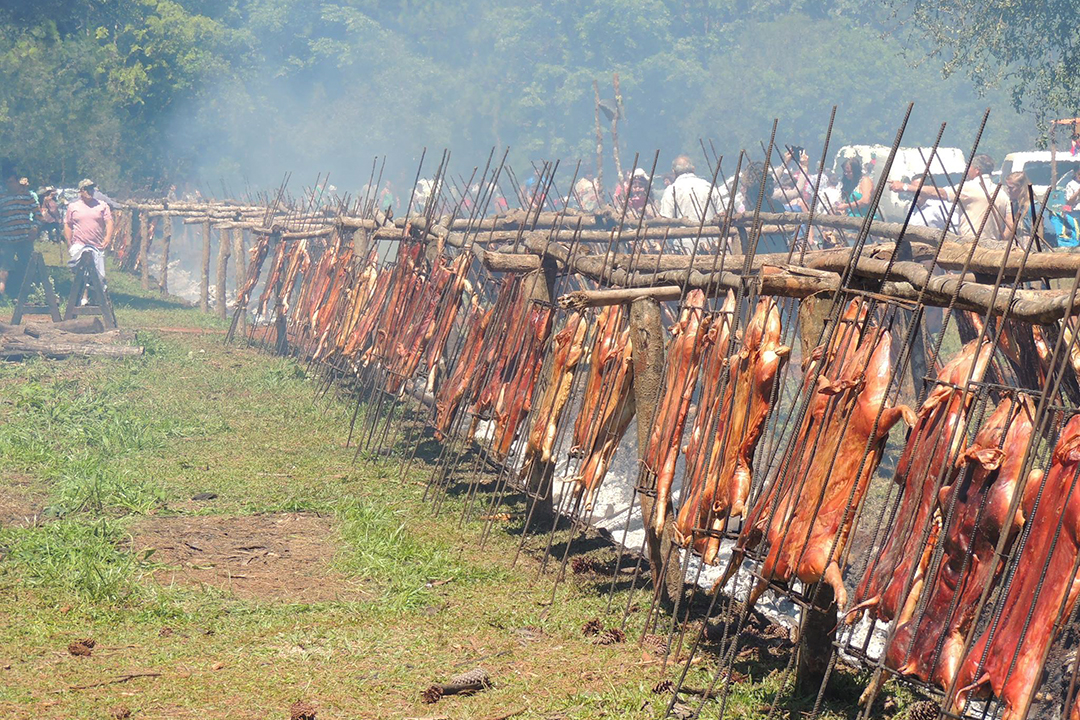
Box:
[847,339,993,627]
[743,320,913,610]
[423,258,474,394]
[520,311,588,476]
[886,395,1037,689]
[673,291,736,561]
[233,234,271,316]
[676,295,788,565]
[953,413,1080,720]
[569,306,636,512]
[645,289,714,534]
[489,305,554,460]
[433,302,493,439]
[572,305,627,453]
[722,299,869,591]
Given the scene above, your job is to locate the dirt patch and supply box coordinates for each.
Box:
[0,473,45,528]
[132,512,368,602]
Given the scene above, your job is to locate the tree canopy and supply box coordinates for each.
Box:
[0,0,1053,194]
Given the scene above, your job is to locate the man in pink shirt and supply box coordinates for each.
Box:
[63,178,113,279]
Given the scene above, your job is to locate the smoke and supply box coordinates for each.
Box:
[155,3,1035,201]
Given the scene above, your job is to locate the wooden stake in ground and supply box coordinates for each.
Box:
[232,227,246,329]
[215,227,232,320]
[139,213,151,290]
[159,217,172,295]
[610,73,623,183]
[629,297,683,605]
[794,294,838,695]
[200,220,212,313]
[593,79,604,199]
[521,264,557,520]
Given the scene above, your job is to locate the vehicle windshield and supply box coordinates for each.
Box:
[1013,160,1080,186]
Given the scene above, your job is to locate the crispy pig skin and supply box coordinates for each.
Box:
[750,325,913,610]
[491,306,553,460]
[848,340,993,626]
[523,311,588,468]
[570,308,635,511]
[646,289,713,534]
[675,296,788,565]
[572,306,627,455]
[433,304,492,439]
[954,413,1080,720]
[720,299,869,592]
[885,396,1036,689]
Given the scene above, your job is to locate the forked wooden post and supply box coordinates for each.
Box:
[629,296,683,605]
[216,227,232,320]
[139,213,151,290]
[232,227,247,331]
[794,294,837,694]
[521,263,558,520]
[159,217,171,295]
[200,220,211,312]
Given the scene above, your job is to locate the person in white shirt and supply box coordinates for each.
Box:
[1064,167,1080,208]
[659,155,724,223]
[890,154,1007,242]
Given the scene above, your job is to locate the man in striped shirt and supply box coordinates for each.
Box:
[0,161,36,296]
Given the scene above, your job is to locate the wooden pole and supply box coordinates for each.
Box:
[521,263,558,520]
[159,217,171,295]
[129,211,141,274]
[794,294,839,694]
[139,213,151,290]
[629,297,683,606]
[200,221,211,313]
[610,72,624,183]
[215,227,232,320]
[593,79,604,198]
[232,228,247,330]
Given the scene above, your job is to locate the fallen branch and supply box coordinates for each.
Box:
[63,671,161,692]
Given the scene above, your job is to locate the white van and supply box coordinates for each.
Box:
[998,152,1080,196]
[832,145,968,222]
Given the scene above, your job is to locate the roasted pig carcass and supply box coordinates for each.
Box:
[490,305,554,460]
[571,331,634,512]
[953,413,1080,720]
[744,322,913,610]
[676,295,789,564]
[885,395,1036,689]
[433,302,493,439]
[233,234,271,315]
[645,289,713,534]
[722,299,869,591]
[520,311,588,474]
[572,305,627,454]
[847,339,993,627]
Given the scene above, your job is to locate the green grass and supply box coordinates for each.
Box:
[0,249,913,719]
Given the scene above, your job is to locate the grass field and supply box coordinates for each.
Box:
[0,250,908,719]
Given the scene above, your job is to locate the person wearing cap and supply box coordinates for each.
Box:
[63,179,113,280]
[37,186,62,244]
[0,161,37,295]
[659,155,724,224]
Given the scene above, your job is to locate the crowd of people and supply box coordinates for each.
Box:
[0,159,116,298]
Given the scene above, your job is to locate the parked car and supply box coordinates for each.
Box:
[998,151,1080,196]
[831,145,967,222]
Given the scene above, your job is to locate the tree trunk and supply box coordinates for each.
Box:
[200,221,212,313]
[159,219,171,295]
[795,582,837,696]
[629,296,683,605]
[521,263,557,521]
[140,214,151,290]
[216,227,232,320]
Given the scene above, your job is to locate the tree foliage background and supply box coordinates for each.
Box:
[0,0,1064,194]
